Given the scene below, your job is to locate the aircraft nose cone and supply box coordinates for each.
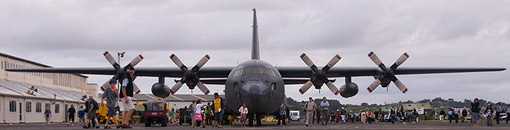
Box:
[242,81,267,96]
[241,81,269,113]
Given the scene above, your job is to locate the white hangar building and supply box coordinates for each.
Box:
[0,52,98,123]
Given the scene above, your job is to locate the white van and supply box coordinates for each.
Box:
[290,111,300,121]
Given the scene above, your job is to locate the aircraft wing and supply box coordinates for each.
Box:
[7,66,504,78]
[6,67,234,78]
[277,67,506,78]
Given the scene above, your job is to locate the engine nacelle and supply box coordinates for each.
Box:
[152,83,170,98]
[340,83,359,98]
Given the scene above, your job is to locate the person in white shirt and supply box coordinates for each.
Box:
[239,103,249,128]
[195,100,205,128]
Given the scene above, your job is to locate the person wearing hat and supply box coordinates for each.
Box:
[101,79,119,129]
[303,97,316,127]
[485,104,494,127]
[120,67,136,128]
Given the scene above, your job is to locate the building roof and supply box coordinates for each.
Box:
[0,80,86,103]
[0,52,87,78]
[0,53,51,68]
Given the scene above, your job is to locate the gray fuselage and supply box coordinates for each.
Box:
[225,60,285,115]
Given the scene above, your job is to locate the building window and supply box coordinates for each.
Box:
[55,104,60,113]
[36,102,42,112]
[45,103,50,110]
[26,102,32,112]
[9,101,16,112]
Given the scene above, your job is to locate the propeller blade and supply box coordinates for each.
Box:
[100,81,109,92]
[326,55,341,68]
[133,83,141,94]
[323,54,341,72]
[300,53,315,68]
[103,51,120,70]
[298,81,313,94]
[170,54,187,71]
[392,78,408,93]
[390,53,409,70]
[169,81,184,95]
[366,79,381,93]
[326,81,339,95]
[196,81,210,95]
[126,54,144,68]
[196,55,210,69]
[368,51,386,70]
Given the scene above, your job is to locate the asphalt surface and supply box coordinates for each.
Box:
[1,121,509,130]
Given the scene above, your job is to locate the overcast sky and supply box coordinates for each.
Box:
[1,0,509,105]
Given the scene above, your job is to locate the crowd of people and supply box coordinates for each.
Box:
[42,69,509,129]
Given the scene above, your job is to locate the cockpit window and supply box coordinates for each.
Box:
[233,66,276,76]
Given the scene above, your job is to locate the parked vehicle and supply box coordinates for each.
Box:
[144,100,168,127]
[289,111,300,121]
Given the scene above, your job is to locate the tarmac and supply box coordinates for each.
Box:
[1,121,509,130]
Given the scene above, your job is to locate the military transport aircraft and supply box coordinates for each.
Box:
[7,9,505,126]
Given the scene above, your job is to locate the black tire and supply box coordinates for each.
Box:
[161,120,167,127]
[145,119,151,127]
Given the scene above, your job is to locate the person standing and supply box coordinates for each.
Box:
[189,100,196,128]
[101,79,119,129]
[367,109,373,124]
[279,103,286,127]
[120,67,136,129]
[204,103,211,125]
[453,108,459,123]
[67,104,76,126]
[77,105,85,125]
[335,110,340,123]
[169,108,175,125]
[506,104,510,124]
[44,107,51,125]
[303,97,316,127]
[471,98,480,127]
[411,108,420,123]
[340,108,347,124]
[373,110,379,124]
[195,100,205,128]
[390,106,396,124]
[481,104,487,123]
[495,103,502,124]
[212,92,224,128]
[320,97,330,126]
[439,109,445,121]
[485,104,494,127]
[239,103,248,128]
[83,96,99,129]
[448,108,453,123]
[461,107,468,123]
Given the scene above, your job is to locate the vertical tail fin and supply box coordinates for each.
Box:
[251,8,260,60]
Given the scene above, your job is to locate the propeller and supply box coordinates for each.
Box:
[298,53,341,95]
[169,54,211,95]
[99,51,143,94]
[366,52,409,93]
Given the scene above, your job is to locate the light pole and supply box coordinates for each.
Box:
[116,52,124,122]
